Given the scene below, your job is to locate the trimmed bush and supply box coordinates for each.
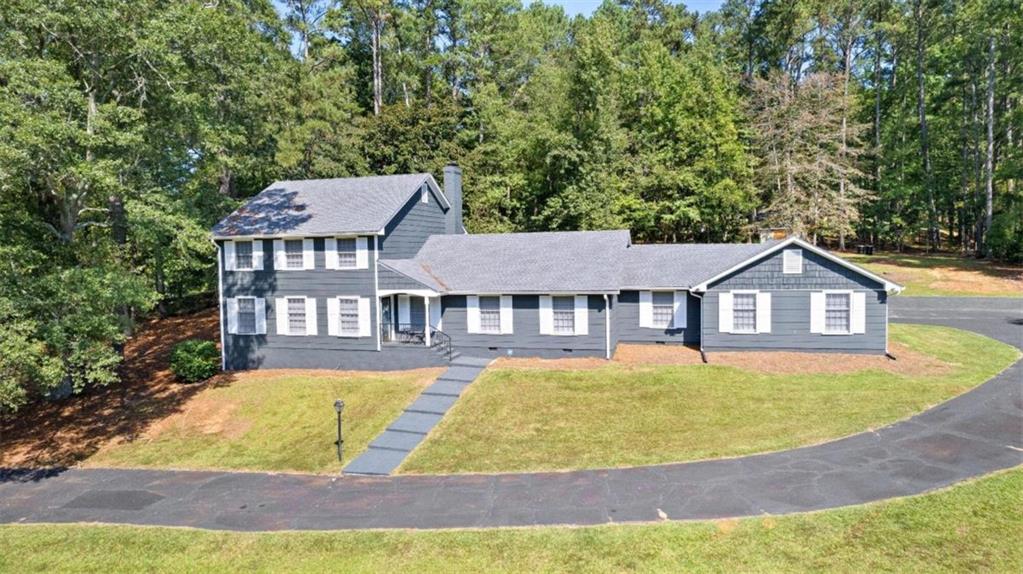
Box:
[169,339,220,383]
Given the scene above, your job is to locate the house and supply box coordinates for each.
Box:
[212,166,903,371]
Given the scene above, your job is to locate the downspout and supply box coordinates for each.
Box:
[603,294,611,360]
[213,238,227,371]
[374,236,381,352]
[690,291,707,363]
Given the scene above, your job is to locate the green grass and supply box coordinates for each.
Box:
[844,252,1022,297]
[1,468,1020,573]
[85,369,438,474]
[401,324,1019,474]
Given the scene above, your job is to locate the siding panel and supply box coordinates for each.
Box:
[614,290,700,344]
[378,184,448,258]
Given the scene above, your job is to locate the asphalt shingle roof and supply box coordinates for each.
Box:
[620,241,782,288]
[212,174,438,237]
[380,230,632,294]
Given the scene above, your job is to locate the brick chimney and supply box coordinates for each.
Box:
[443,163,463,234]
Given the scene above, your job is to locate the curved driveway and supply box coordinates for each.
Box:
[1,297,1020,531]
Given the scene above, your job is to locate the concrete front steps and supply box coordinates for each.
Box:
[342,356,491,476]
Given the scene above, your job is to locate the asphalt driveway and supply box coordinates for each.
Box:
[1,296,1020,531]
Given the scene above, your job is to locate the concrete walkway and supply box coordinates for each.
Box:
[343,357,490,476]
[0,297,1019,531]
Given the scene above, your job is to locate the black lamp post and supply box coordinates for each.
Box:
[333,399,345,463]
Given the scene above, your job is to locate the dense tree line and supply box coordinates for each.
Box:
[0,0,1019,411]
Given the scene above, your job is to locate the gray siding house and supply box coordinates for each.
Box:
[212,167,902,370]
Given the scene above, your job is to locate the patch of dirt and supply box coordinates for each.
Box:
[495,342,948,377]
[0,309,224,468]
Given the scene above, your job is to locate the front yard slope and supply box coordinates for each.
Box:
[400,324,1019,474]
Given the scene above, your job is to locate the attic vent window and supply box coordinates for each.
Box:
[783,249,803,274]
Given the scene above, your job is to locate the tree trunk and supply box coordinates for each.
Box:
[839,40,853,251]
[371,13,382,116]
[982,35,995,257]
[913,0,937,250]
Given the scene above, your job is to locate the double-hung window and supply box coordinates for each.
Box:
[825,293,851,334]
[478,296,501,333]
[284,239,304,269]
[338,297,360,336]
[336,238,357,269]
[287,297,307,333]
[732,293,757,333]
[237,297,257,334]
[552,296,575,335]
[651,292,674,328]
[235,241,254,270]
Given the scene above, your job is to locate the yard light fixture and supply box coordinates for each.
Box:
[334,399,345,463]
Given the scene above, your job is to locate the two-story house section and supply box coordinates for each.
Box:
[212,167,463,371]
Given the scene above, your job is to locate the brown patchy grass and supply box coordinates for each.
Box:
[495,341,948,377]
[843,252,1023,297]
[0,309,222,468]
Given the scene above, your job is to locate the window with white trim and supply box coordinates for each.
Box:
[552,296,575,335]
[479,296,500,333]
[284,239,304,269]
[732,293,757,333]
[287,297,307,333]
[338,297,359,336]
[237,297,257,334]
[235,241,254,270]
[336,238,357,268]
[652,291,674,328]
[825,293,851,334]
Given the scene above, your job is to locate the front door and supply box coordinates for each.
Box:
[380,297,393,342]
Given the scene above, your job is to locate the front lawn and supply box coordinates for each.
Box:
[84,368,441,474]
[400,324,1019,474]
[844,251,1022,297]
[1,468,1019,573]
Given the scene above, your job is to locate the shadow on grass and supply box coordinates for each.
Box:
[0,309,240,468]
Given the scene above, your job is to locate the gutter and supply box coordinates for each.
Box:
[689,290,707,363]
[212,238,227,371]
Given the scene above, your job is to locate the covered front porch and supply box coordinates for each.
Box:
[378,290,449,357]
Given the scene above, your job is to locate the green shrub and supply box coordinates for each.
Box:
[169,339,220,383]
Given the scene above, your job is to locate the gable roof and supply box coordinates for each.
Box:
[211,174,448,238]
[621,241,783,289]
[690,236,904,294]
[379,230,631,294]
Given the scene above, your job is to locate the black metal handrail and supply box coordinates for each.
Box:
[381,323,453,361]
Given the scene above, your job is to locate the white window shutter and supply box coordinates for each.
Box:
[466,295,480,334]
[398,295,411,326]
[539,296,554,335]
[251,240,264,270]
[421,186,429,203]
[224,242,237,271]
[327,297,340,336]
[275,298,288,335]
[500,295,513,334]
[718,292,733,333]
[756,292,772,333]
[783,249,803,274]
[851,292,867,334]
[639,291,652,328]
[356,237,369,269]
[574,295,589,336]
[253,298,266,334]
[358,297,371,337]
[324,238,338,270]
[303,239,315,270]
[226,298,238,334]
[810,292,826,333]
[305,298,318,335]
[673,291,687,330]
[273,240,286,270]
[429,296,442,330]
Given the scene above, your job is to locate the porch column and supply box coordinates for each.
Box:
[423,296,431,346]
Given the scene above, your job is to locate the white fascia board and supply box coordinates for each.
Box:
[211,231,379,241]
[377,288,440,298]
[690,237,904,295]
[444,289,620,296]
